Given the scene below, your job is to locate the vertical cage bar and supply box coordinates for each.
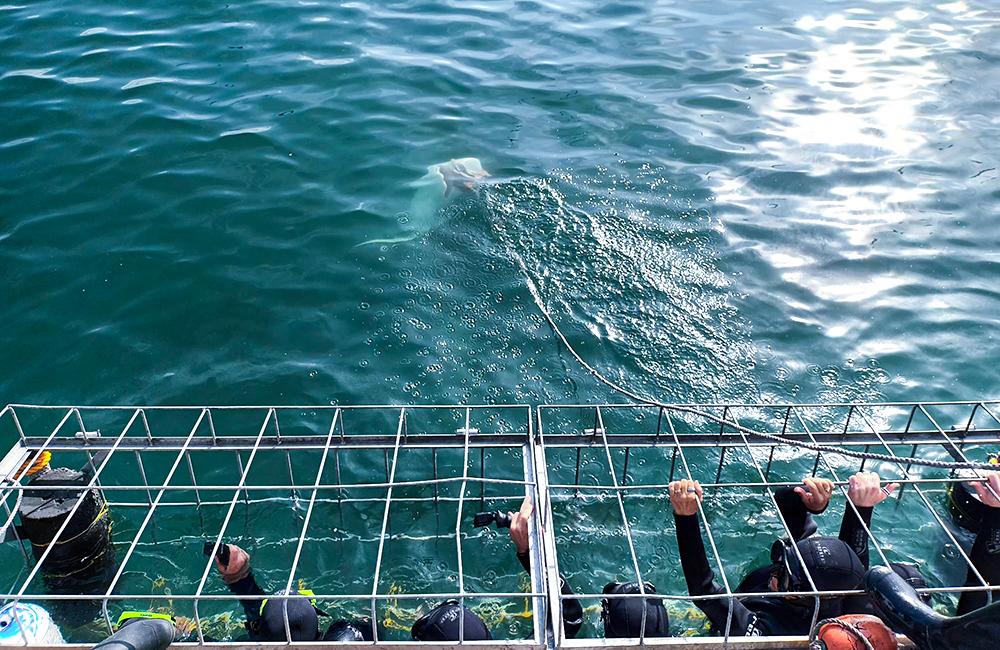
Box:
[535,407,567,646]
[715,407,729,484]
[727,409,824,637]
[595,407,648,641]
[522,406,545,646]
[282,409,339,644]
[455,408,472,643]
[100,409,208,633]
[133,449,154,509]
[193,408,274,645]
[664,410,735,643]
[370,408,405,638]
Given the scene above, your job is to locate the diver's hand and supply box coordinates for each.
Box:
[971,472,1000,509]
[669,480,702,516]
[848,471,899,507]
[794,477,835,512]
[508,497,533,554]
[214,544,251,584]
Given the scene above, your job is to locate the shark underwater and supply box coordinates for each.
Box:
[357,157,489,247]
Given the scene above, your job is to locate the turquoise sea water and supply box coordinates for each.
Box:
[2,0,999,641]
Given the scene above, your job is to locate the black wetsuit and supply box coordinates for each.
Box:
[225,571,270,638]
[674,487,873,636]
[957,507,1000,615]
[516,550,583,638]
[841,501,1000,619]
[226,571,348,641]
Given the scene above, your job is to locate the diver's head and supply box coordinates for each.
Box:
[601,582,670,638]
[324,618,375,642]
[258,595,319,641]
[411,601,491,641]
[770,537,865,599]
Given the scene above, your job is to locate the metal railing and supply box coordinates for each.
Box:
[1,401,998,649]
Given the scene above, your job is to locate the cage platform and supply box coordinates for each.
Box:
[1,401,998,649]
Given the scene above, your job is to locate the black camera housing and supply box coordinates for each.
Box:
[472,511,512,528]
[203,541,231,566]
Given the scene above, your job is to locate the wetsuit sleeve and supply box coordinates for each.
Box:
[958,507,1000,615]
[516,550,530,573]
[774,487,822,541]
[674,513,762,635]
[838,504,874,568]
[226,570,267,638]
[517,550,583,638]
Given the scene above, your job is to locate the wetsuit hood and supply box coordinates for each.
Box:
[411,601,491,641]
[601,582,670,638]
[324,618,375,642]
[259,595,319,641]
[786,537,865,593]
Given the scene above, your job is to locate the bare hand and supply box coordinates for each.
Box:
[971,472,1000,509]
[848,471,899,507]
[508,497,533,554]
[214,544,251,584]
[794,477,835,512]
[669,480,702,516]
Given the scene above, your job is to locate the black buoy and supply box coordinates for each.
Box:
[18,466,115,621]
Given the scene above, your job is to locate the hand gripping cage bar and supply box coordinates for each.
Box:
[0,401,998,650]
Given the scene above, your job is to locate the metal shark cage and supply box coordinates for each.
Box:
[535,401,1000,649]
[1,401,999,649]
[0,405,546,650]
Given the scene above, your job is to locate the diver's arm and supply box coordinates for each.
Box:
[838,504,874,568]
[839,472,899,569]
[669,481,762,635]
[214,545,266,636]
[774,488,818,541]
[510,498,582,638]
[674,512,761,634]
[775,478,834,541]
[958,499,1000,615]
[225,571,267,628]
[517,551,583,638]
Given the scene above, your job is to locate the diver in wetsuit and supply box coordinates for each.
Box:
[211,543,374,641]
[952,471,1000,615]
[833,472,931,623]
[863,471,1000,650]
[504,497,669,638]
[668,472,897,636]
[411,601,492,641]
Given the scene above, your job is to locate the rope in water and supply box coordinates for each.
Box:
[500,235,998,472]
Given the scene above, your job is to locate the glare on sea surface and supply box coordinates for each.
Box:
[713,5,977,304]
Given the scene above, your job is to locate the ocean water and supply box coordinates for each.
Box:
[1,0,999,641]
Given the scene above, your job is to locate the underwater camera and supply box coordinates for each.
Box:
[202,541,231,566]
[472,511,512,529]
